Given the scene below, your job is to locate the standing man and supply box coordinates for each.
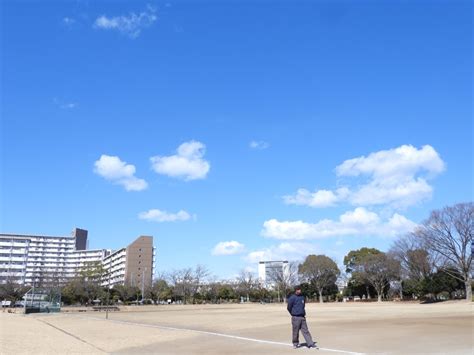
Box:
[287,286,318,349]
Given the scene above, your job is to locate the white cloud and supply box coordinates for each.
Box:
[284,187,349,207]
[339,207,380,225]
[335,144,445,178]
[284,145,445,209]
[212,241,245,256]
[94,6,157,38]
[249,140,270,150]
[349,177,433,207]
[387,213,417,231]
[150,141,210,181]
[261,207,417,240]
[244,242,318,263]
[138,209,192,222]
[94,155,148,191]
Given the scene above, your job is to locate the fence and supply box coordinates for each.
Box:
[23,287,61,314]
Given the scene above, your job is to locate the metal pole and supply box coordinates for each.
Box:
[106,266,110,320]
[141,268,146,303]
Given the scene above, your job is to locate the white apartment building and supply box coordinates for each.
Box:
[102,248,127,287]
[0,229,105,285]
[0,228,155,288]
[68,249,110,278]
[258,260,290,287]
[0,236,29,284]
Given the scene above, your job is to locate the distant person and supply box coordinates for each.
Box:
[287,286,318,349]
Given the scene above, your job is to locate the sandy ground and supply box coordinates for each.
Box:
[0,301,472,354]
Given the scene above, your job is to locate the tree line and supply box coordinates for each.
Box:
[299,202,472,302]
[1,202,472,305]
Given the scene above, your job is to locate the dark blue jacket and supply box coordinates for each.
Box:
[287,294,306,317]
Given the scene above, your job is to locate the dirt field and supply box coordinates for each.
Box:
[0,301,472,354]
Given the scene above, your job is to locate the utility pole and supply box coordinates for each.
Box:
[106,267,111,320]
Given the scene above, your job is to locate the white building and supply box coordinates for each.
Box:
[0,228,99,285]
[102,248,127,287]
[0,236,29,284]
[258,260,289,287]
[0,228,155,288]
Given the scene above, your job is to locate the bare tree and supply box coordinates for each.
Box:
[0,281,30,303]
[236,270,258,302]
[390,234,437,282]
[191,264,210,301]
[355,253,401,302]
[299,255,340,303]
[266,261,299,302]
[414,202,473,300]
[203,276,221,303]
[154,271,168,282]
[167,268,194,304]
[166,265,211,304]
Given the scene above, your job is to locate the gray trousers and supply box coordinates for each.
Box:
[291,316,314,346]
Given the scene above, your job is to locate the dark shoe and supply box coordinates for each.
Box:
[308,343,319,349]
[293,343,300,349]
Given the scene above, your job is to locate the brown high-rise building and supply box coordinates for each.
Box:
[125,236,154,289]
[102,236,156,288]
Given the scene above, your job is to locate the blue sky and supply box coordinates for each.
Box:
[1,0,472,279]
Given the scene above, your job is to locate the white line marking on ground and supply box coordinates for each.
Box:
[69,314,365,355]
[35,317,108,353]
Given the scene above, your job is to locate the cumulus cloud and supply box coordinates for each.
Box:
[335,144,445,178]
[261,207,417,240]
[244,242,318,263]
[150,141,210,181]
[284,145,445,209]
[212,241,245,256]
[94,6,157,38]
[138,209,192,222]
[249,140,270,150]
[284,187,349,208]
[94,155,148,191]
